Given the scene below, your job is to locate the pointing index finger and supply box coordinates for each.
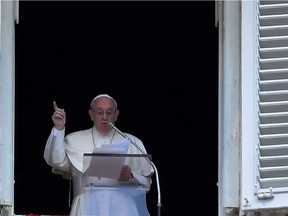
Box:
[53,101,58,110]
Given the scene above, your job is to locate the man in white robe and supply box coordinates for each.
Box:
[44,94,152,216]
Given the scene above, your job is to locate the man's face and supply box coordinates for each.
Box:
[89,97,119,134]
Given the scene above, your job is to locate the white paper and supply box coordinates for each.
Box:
[96,137,130,153]
[83,138,130,179]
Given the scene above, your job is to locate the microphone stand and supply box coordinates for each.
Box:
[109,122,161,216]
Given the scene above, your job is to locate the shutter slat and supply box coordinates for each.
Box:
[259,177,288,188]
[259,166,288,178]
[259,71,288,80]
[260,123,288,134]
[259,90,288,102]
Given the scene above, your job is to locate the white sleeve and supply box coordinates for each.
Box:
[131,172,152,188]
[43,127,66,165]
[117,172,152,188]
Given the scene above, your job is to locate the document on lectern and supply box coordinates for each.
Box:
[83,138,130,179]
[100,138,130,152]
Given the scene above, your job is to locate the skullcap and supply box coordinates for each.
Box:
[90,94,118,108]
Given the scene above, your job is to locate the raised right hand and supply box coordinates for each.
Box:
[52,101,66,130]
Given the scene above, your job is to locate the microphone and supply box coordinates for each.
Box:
[109,122,162,216]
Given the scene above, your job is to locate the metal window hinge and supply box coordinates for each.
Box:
[257,187,274,200]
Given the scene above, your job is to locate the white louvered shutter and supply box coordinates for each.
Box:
[258,0,288,189]
[241,1,288,211]
[241,0,288,212]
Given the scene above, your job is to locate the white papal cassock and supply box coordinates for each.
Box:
[44,126,152,216]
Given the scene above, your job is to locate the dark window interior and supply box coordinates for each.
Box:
[15,1,218,215]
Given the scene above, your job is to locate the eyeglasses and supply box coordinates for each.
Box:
[90,108,116,116]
